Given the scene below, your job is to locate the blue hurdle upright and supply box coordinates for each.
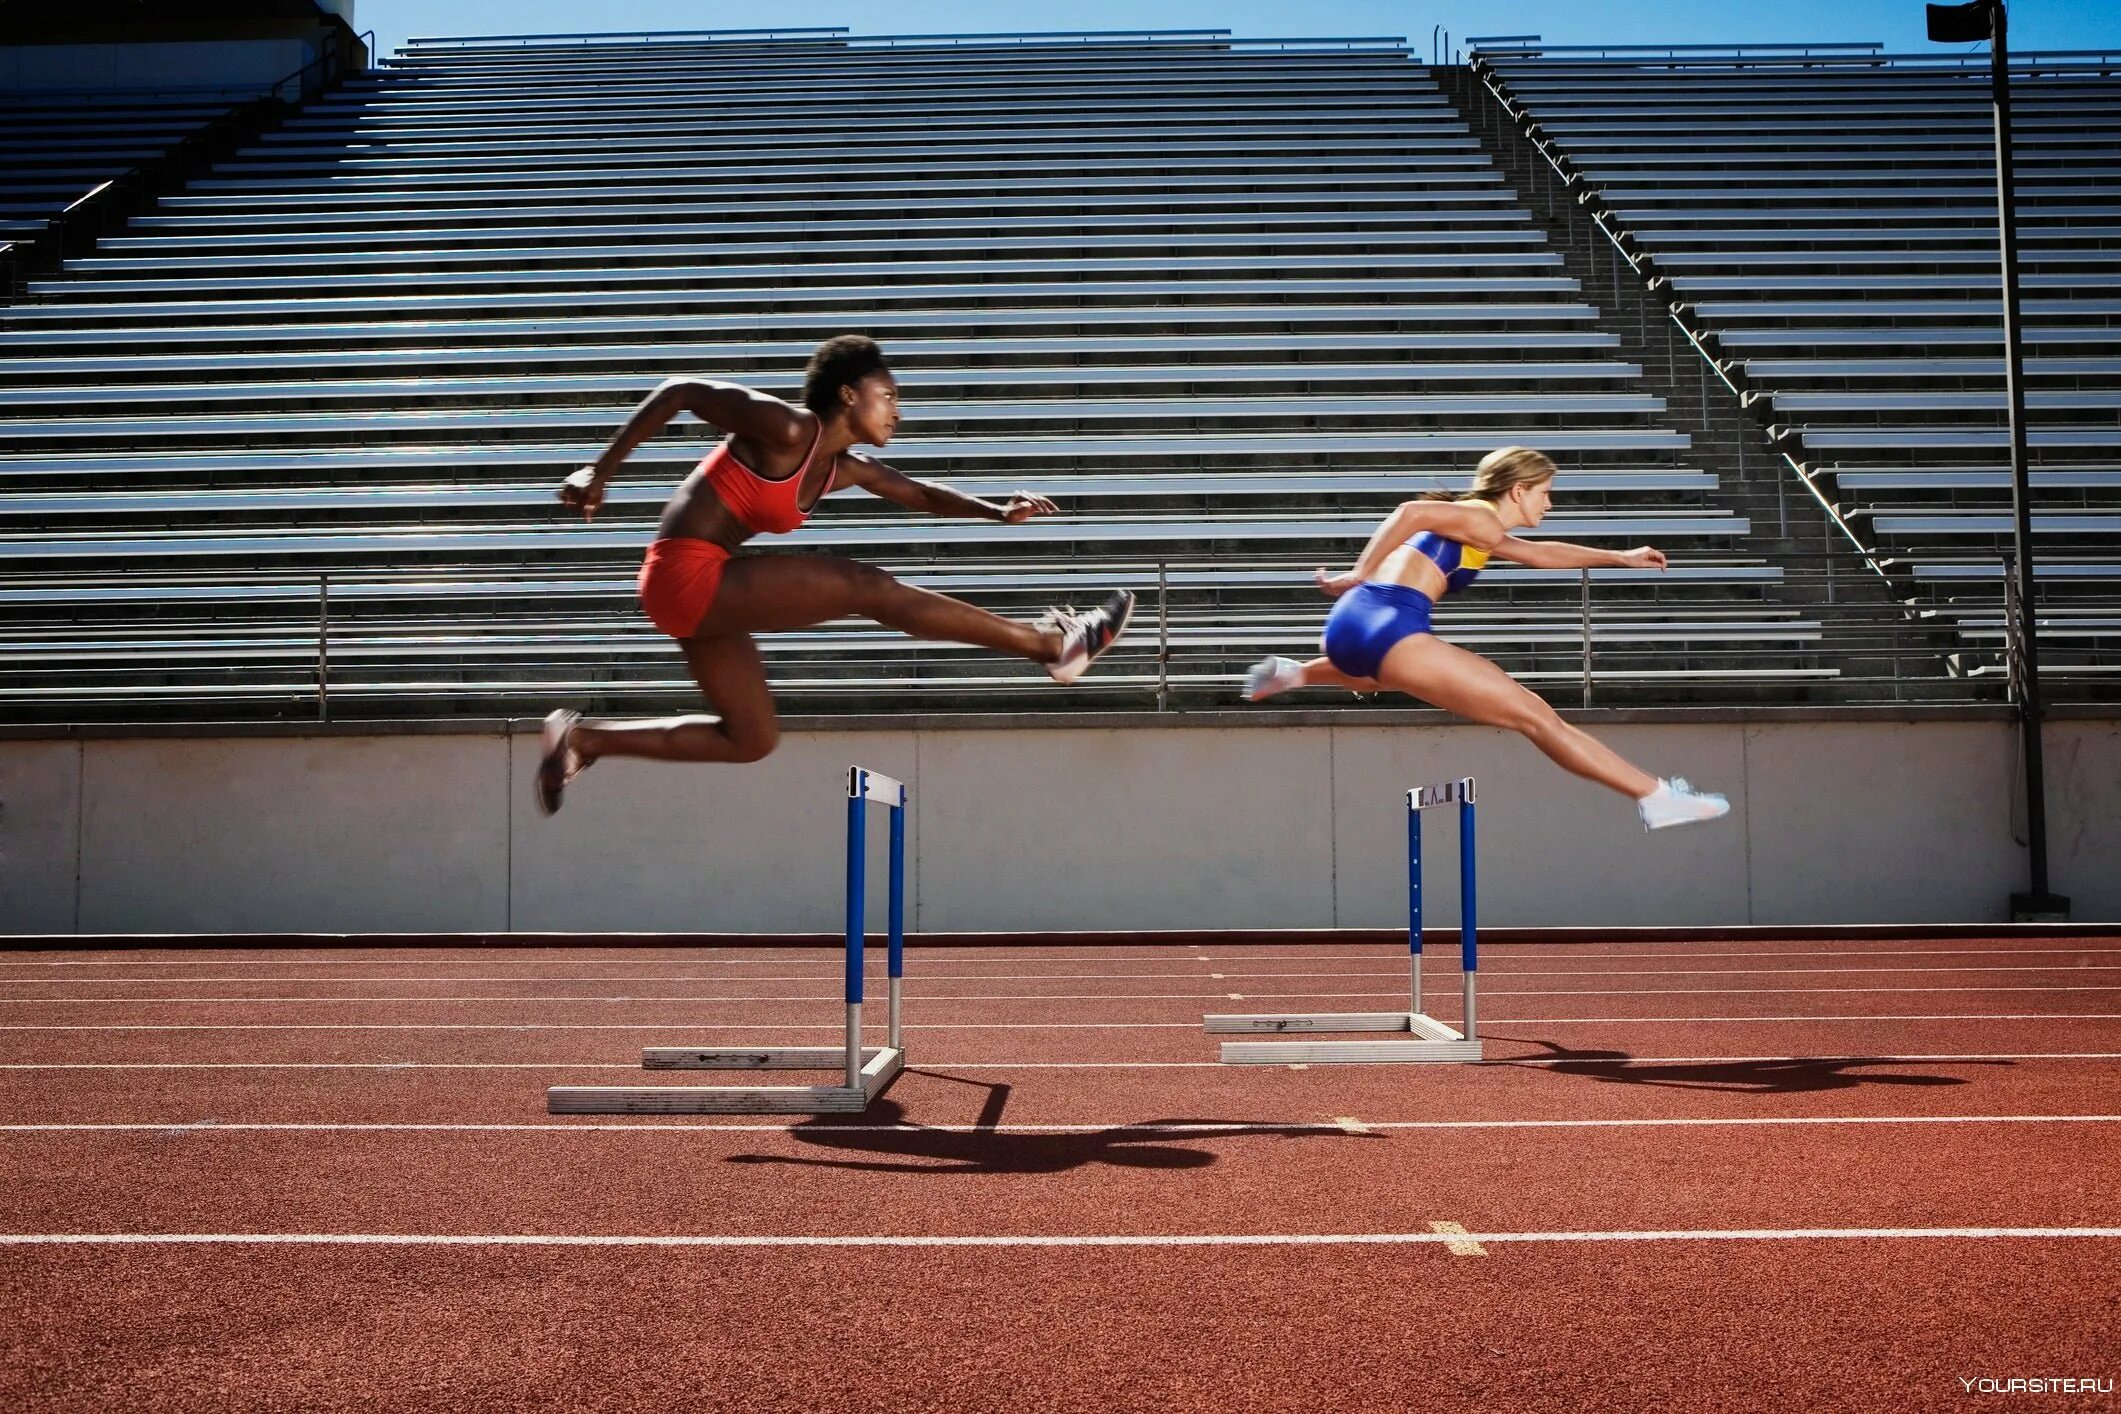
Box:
[547,766,910,1114]
[1205,777,1483,1064]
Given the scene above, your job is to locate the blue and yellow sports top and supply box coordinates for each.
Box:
[1405,530,1489,595]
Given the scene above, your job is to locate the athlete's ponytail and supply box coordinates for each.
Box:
[1424,446,1559,503]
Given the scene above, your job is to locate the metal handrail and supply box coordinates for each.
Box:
[1469,58,1914,603]
[404,28,850,47]
[8,24,372,297]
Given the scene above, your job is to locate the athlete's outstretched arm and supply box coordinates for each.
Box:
[835,452,1059,523]
[1490,536,1667,571]
[559,379,806,521]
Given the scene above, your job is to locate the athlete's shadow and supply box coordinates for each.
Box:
[1489,1036,2007,1093]
[725,1071,1364,1175]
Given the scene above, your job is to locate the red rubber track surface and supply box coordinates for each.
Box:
[2,937,2118,1412]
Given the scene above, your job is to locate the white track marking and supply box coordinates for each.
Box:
[3,1115,2117,1136]
[5,962,2120,987]
[4,1013,2120,1033]
[6,984,2120,1005]
[2,1227,2118,1249]
[4,1052,2121,1072]
[2,944,2115,970]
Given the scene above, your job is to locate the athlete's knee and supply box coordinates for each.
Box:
[724,719,779,763]
[840,560,900,615]
[1504,694,1564,741]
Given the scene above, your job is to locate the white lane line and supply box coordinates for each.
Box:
[5,1053,2121,1074]
[2,1227,2117,1249]
[4,1052,2121,1072]
[7,962,2118,987]
[4,1115,2116,1136]
[2,944,2114,970]
[7,984,2121,1005]
[4,1014,2120,1032]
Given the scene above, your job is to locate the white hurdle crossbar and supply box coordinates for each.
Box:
[547,766,910,1115]
[1206,776,1483,1064]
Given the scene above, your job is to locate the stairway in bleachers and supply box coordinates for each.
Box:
[1472,43,2121,698]
[2,30,1838,723]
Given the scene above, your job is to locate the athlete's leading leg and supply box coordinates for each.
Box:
[1375,633,1657,799]
[699,554,1131,681]
[699,554,1051,659]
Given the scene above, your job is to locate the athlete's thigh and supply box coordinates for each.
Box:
[1376,632,1548,732]
[677,631,778,741]
[693,553,881,636]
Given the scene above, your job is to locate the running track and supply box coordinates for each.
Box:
[2,936,2118,1412]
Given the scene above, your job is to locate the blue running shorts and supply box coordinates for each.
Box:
[1321,581,1435,680]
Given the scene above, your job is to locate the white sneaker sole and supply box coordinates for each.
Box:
[1641,799,1731,831]
[1048,593,1136,685]
[535,709,580,816]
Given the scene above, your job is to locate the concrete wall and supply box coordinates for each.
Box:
[3,716,2116,935]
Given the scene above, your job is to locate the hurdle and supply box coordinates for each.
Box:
[1206,777,1482,1063]
[546,766,910,1114]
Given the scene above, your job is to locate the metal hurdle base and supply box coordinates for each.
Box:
[1208,776,1484,1066]
[545,765,912,1117]
[1205,1010,1482,1064]
[547,1044,906,1115]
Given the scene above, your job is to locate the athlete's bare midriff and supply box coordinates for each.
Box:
[1373,543,1452,599]
[654,441,841,548]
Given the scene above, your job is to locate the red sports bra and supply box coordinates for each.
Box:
[699,422,833,536]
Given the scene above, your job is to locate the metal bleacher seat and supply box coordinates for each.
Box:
[0,30,1837,722]
[1475,43,2121,694]
[0,91,259,243]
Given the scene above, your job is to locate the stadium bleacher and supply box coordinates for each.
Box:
[10,28,2112,722]
[1471,41,2121,694]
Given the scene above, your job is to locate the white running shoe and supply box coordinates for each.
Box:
[1637,777,1730,831]
[534,708,585,817]
[1044,590,1135,684]
[1245,655,1304,702]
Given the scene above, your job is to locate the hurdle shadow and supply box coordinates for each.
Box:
[1485,1036,2009,1094]
[725,1070,1366,1175]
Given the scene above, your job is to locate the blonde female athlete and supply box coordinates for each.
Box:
[534,335,1133,814]
[1245,446,1730,830]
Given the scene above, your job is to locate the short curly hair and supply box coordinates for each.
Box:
[802,335,890,416]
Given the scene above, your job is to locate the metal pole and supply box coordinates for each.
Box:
[1580,568,1593,707]
[1407,800,1423,1018]
[1459,789,1478,1040]
[2001,555,2022,703]
[316,574,329,722]
[1774,438,1787,537]
[1156,560,1169,711]
[888,799,905,1051]
[845,788,865,1090]
[1989,2,2057,913]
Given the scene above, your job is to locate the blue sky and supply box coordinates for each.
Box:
[351,0,2118,66]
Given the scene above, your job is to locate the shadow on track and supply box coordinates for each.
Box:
[1487,1036,2010,1093]
[726,1069,1369,1174]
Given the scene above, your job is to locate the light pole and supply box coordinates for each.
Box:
[1925,0,2068,920]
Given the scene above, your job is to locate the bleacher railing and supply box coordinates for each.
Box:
[4,27,372,299]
